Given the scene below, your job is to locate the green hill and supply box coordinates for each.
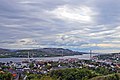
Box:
[0,48,84,58]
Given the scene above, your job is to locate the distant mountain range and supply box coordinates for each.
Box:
[0,48,87,58]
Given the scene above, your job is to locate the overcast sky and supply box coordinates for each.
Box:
[0,0,120,53]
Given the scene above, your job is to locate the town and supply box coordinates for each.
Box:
[0,52,120,80]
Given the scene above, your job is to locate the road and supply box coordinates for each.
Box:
[14,73,20,80]
[23,75,27,80]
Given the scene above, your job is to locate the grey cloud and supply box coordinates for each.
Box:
[0,0,120,52]
[93,0,120,25]
[0,41,15,44]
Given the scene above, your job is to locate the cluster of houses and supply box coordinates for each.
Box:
[0,55,120,79]
[92,53,120,69]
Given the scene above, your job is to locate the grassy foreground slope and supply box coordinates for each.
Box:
[90,73,120,80]
[26,73,120,80]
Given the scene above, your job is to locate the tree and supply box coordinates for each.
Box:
[0,72,13,80]
[29,63,34,69]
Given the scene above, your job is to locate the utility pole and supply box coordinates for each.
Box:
[90,50,92,59]
[28,51,30,62]
[62,50,63,57]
